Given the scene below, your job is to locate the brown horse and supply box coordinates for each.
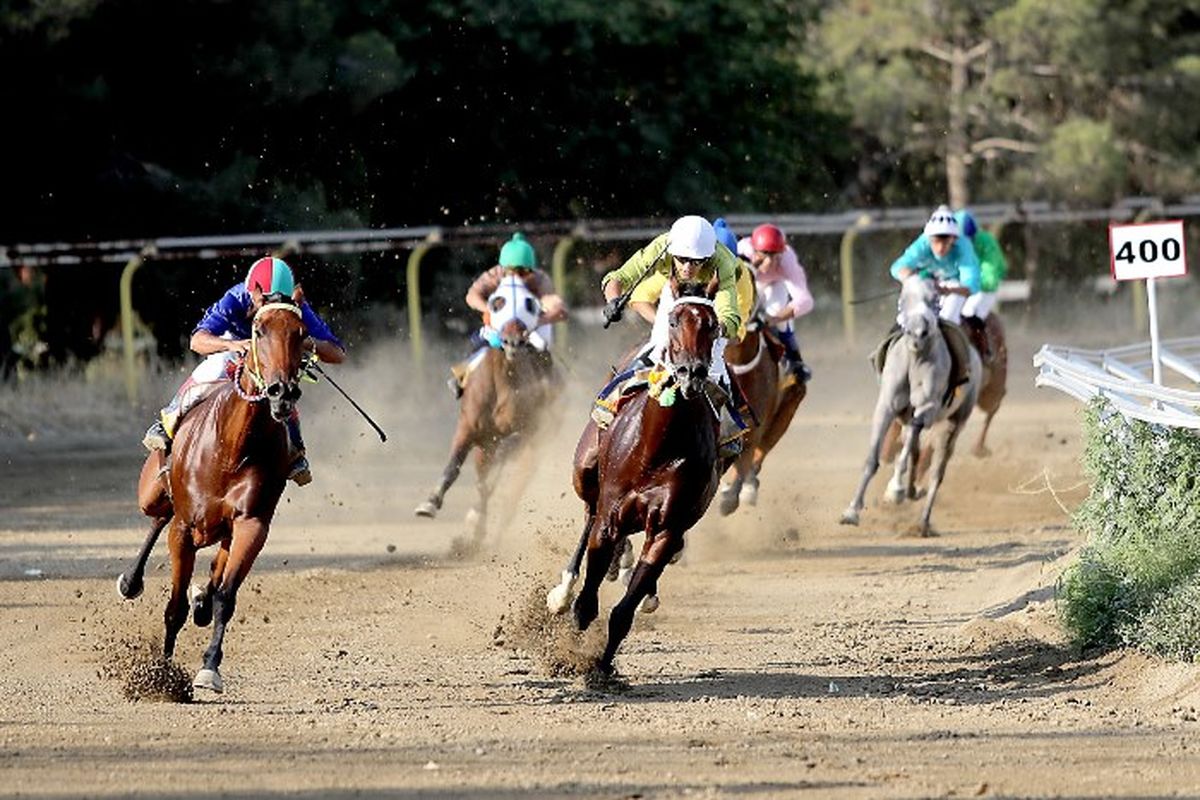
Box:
[718,317,808,515]
[414,278,560,541]
[546,276,722,675]
[117,287,310,694]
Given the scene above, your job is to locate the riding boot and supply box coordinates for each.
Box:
[142,380,210,452]
[285,415,312,486]
[963,315,992,363]
[777,328,813,383]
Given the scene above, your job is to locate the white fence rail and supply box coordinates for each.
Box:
[1034,337,1200,429]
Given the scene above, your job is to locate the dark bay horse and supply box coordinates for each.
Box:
[117,288,310,694]
[546,276,722,675]
[415,277,560,541]
[971,313,1008,456]
[718,314,808,515]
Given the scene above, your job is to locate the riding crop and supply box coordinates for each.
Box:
[308,361,388,442]
[602,241,670,329]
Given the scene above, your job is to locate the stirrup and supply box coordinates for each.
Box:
[289,456,313,486]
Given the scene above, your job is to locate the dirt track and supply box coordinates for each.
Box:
[4,327,1200,799]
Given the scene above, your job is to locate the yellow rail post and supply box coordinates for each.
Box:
[119,247,150,405]
[406,234,440,369]
[839,214,873,346]
[551,235,576,352]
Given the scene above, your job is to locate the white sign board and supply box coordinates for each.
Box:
[1109,219,1188,281]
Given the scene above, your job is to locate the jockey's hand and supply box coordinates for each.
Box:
[227,339,251,355]
[602,298,624,324]
[937,283,970,297]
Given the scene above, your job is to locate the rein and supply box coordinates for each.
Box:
[238,301,304,401]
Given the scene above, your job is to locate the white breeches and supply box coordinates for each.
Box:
[961,291,996,320]
[190,350,237,383]
[759,281,794,333]
[649,284,729,385]
[938,282,966,324]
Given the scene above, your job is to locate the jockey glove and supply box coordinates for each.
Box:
[602,298,625,324]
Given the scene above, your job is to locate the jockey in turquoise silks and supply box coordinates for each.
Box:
[890,205,981,325]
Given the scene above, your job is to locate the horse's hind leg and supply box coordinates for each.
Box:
[163,521,195,661]
[119,452,173,599]
[973,408,997,458]
[887,420,924,503]
[597,532,678,675]
[196,518,268,694]
[547,511,595,614]
[718,447,753,516]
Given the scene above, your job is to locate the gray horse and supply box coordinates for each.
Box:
[840,276,980,536]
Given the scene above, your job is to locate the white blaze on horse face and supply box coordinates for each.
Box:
[487,275,541,335]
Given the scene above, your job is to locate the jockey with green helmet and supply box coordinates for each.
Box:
[954,209,1007,360]
[141,256,346,485]
[448,232,568,398]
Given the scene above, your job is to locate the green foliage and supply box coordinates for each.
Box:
[1059,401,1200,659]
[1037,119,1126,204]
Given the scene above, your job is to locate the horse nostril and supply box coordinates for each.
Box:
[267,383,283,398]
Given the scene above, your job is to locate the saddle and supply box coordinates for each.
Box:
[871,320,972,406]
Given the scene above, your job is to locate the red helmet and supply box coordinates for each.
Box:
[751,224,786,254]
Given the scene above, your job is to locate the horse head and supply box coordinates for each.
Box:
[246,285,309,421]
[487,276,542,359]
[666,274,721,399]
[898,275,940,355]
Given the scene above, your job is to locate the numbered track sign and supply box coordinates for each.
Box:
[1109,219,1188,281]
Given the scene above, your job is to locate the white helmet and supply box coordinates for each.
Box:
[923,205,960,238]
[667,215,717,259]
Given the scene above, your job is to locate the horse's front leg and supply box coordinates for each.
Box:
[547,511,595,614]
[718,447,753,516]
[887,419,924,504]
[163,520,195,662]
[195,518,269,694]
[919,417,967,536]
[840,395,898,526]
[190,541,229,628]
[465,443,499,541]
[596,531,679,675]
[573,524,617,632]
[414,427,472,518]
[119,451,174,600]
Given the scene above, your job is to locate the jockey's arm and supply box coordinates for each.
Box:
[537,293,569,325]
[465,286,490,316]
[312,338,346,364]
[190,329,249,356]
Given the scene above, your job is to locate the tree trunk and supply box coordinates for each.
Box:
[946,45,969,209]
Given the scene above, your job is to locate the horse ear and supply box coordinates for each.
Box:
[292,283,305,306]
[250,285,264,309]
[704,274,720,299]
[669,274,681,298]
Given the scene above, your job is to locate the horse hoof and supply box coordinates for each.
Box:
[884,489,905,505]
[739,483,758,507]
[464,508,485,539]
[193,668,224,694]
[718,490,739,516]
[640,595,660,614]
[116,572,143,601]
[839,509,860,526]
[414,500,439,518]
[573,596,599,631]
[546,584,574,615]
[973,445,992,459]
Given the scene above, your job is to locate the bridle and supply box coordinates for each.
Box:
[234,301,304,403]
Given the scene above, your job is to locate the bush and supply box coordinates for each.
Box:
[1058,401,1200,658]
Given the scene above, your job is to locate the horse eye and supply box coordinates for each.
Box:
[491,297,506,312]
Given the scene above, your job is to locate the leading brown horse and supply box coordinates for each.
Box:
[546,276,722,676]
[718,315,808,515]
[117,287,310,694]
[414,277,560,541]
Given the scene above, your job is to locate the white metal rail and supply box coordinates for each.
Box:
[1034,337,1200,428]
